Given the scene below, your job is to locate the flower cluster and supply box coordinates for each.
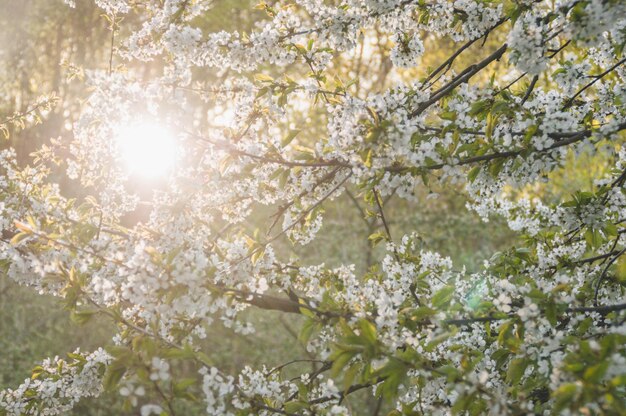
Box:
[0,349,110,416]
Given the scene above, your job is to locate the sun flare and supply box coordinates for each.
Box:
[116,121,178,178]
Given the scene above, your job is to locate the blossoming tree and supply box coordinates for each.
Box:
[1,0,626,414]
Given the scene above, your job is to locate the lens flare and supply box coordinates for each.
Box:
[116,121,178,178]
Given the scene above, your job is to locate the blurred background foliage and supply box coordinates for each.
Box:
[0,0,603,414]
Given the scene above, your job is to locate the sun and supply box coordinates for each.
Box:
[115,121,178,178]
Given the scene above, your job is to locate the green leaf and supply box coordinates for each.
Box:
[256,86,269,98]
[173,378,197,395]
[440,111,457,121]
[103,365,126,392]
[368,231,387,246]
[278,92,288,107]
[284,401,307,413]
[298,319,316,345]
[281,129,301,147]
[410,306,436,321]
[358,319,377,346]
[467,166,481,182]
[70,309,97,325]
[425,331,453,352]
[331,351,355,378]
[610,374,626,387]
[342,363,361,392]
[374,359,407,399]
[553,382,579,413]
[162,346,196,360]
[524,124,538,141]
[254,73,273,83]
[468,99,492,118]
[544,300,557,327]
[361,148,373,168]
[585,228,604,248]
[31,365,45,380]
[489,158,506,177]
[583,361,609,384]
[506,357,528,384]
[491,349,511,369]
[490,101,512,116]
[432,285,455,308]
[604,223,618,237]
[9,232,30,245]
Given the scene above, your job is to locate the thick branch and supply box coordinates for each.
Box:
[410,44,508,118]
[445,302,626,326]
